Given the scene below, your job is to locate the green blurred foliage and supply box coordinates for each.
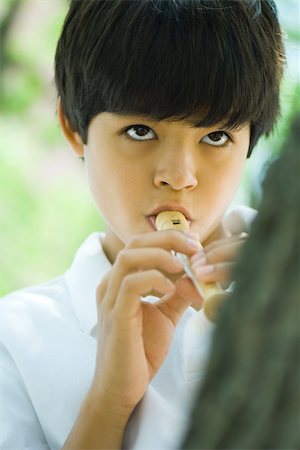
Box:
[0,0,299,296]
[0,0,104,296]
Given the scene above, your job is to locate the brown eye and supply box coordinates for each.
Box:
[201,131,230,147]
[125,125,156,141]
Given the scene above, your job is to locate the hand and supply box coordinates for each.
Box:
[190,233,249,290]
[90,231,200,414]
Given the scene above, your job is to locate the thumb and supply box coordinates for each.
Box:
[175,275,204,310]
[156,275,202,326]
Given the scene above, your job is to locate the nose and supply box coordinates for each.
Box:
[153,146,198,191]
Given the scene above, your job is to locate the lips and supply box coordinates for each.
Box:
[148,216,159,230]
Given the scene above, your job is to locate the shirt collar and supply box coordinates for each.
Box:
[64,232,112,334]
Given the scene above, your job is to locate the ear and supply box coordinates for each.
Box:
[57,97,85,157]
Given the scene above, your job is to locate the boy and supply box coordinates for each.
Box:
[0,1,284,449]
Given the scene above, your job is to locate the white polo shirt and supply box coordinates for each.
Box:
[0,206,256,449]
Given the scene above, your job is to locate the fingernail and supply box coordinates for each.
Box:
[172,254,184,268]
[187,238,202,250]
[193,265,215,277]
[192,256,207,267]
[191,251,205,263]
[185,231,200,241]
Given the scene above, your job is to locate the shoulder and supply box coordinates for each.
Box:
[0,276,75,342]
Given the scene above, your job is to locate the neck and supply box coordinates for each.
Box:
[101,229,125,265]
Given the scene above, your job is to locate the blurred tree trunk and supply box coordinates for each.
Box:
[182,112,300,449]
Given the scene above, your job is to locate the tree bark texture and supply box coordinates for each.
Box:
[182,112,300,449]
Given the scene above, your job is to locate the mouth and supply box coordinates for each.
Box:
[147,205,193,231]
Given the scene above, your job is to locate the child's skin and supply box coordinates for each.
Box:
[58,101,250,448]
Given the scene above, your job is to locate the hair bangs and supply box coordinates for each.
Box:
[56,0,284,152]
[81,1,268,135]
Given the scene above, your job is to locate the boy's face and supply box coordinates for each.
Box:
[58,101,250,262]
[82,113,250,261]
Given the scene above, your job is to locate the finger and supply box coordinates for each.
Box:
[96,270,112,306]
[127,230,202,256]
[174,275,204,310]
[206,239,246,265]
[103,248,185,310]
[203,233,248,254]
[192,261,234,285]
[192,237,247,266]
[114,270,175,317]
[156,277,199,326]
[102,230,202,312]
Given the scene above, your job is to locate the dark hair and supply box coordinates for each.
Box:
[55,0,285,156]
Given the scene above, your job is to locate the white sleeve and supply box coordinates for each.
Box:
[223,205,257,236]
[0,352,50,449]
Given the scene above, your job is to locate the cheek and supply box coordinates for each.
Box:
[86,155,141,211]
[209,157,246,204]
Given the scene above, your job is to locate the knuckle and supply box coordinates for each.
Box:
[208,247,218,259]
[149,269,161,278]
[96,280,107,305]
[96,270,111,308]
[128,234,143,248]
[121,274,135,291]
[156,248,168,260]
[161,230,183,247]
[169,229,182,240]
[97,271,110,296]
[116,249,130,266]
[153,270,168,286]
